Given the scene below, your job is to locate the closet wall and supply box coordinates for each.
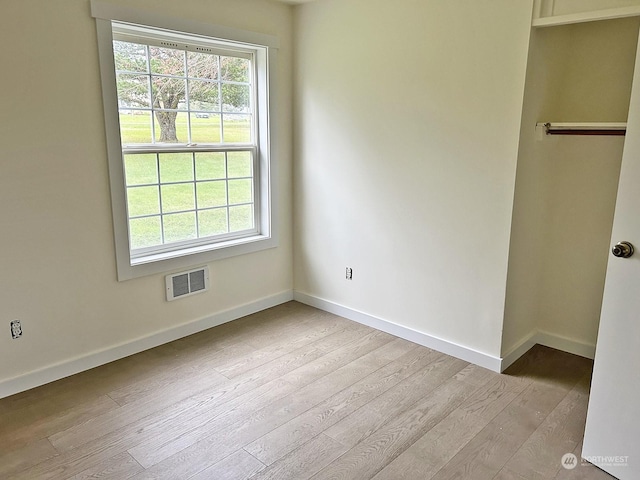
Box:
[502,17,640,358]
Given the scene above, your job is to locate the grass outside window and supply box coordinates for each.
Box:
[125,150,254,249]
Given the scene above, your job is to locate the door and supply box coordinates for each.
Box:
[582,27,640,480]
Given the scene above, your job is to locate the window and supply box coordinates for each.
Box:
[113,24,258,257]
[93,3,278,280]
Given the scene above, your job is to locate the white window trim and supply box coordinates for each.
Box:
[92,1,279,281]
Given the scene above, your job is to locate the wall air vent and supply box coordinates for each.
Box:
[166,266,210,301]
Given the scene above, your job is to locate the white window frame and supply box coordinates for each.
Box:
[91,1,279,281]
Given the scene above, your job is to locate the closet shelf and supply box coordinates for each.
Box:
[532,5,640,28]
[537,122,627,136]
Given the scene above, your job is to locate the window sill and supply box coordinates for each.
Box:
[117,233,278,281]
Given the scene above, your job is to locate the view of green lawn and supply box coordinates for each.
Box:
[122,136,254,249]
[119,112,251,144]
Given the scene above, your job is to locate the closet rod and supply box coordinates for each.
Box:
[538,122,627,136]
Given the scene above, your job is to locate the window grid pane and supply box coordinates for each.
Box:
[115,41,252,147]
[125,150,255,250]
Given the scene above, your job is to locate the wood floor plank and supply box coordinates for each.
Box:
[29,325,378,478]
[323,355,469,449]
[504,345,592,391]
[310,376,481,480]
[247,434,348,480]
[104,302,336,407]
[69,451,144,480]
[228,303,348,350]
[241,310,364,352]
[29,377,286,477]
[50,314,350,452]
[106,342,254,406]
[212,318,366,379]
[1,303,598,480]
[48,369,223,452]
[280,330,396,388]
[15,377,276,480]
[455,374,528,422]
[126,377,299,468]
[0,394,119,453]
[372,368,532,480]
[503,377,591,479]
[245,346,445,465]
[13,427,158,479]
[13,378,297,480]
[105,306,342,407]
[0,345,182,418]
[493,467,531,479]
[228,321,389,391]
[452,363,496,387]
[428,381,578,480]
[127,339,417,478]
[0,438,58,478]
[189,449,266,480]
[372,408,487,480]
[115,329,391,470]
[106,324,346,410]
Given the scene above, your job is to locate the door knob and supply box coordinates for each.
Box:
[612,241,634,258]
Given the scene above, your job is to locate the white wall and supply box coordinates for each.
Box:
[502,17,639,358]
[293,0,534,359]
[0,0,293,391]
[501,26,558,359]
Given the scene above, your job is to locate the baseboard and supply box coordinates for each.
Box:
[536,330,596,360]
[500,331,539,372]
[4,289,594,398]
[293,291,503,372]
[0,290,294,399]
[500,329,596,372]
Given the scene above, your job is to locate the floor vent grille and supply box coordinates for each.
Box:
[166,266,209,301]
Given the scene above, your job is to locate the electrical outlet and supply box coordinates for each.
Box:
[10,320,22,339]
[346,267,353,280]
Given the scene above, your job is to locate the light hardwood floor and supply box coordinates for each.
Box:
[0,301,615,479]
